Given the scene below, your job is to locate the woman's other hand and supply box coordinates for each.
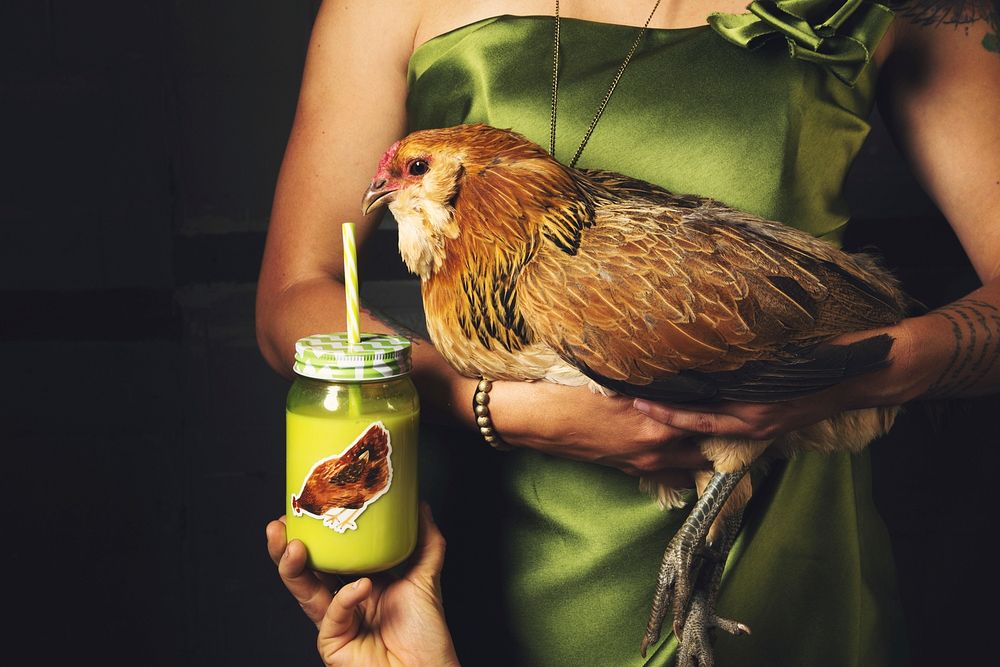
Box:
[629,326,915,442]
[266,503,460,667]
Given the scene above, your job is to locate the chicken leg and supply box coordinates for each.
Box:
[674,502,751,667]
[640,466,751,657]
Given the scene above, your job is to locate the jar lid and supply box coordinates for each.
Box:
[293,333,412,381]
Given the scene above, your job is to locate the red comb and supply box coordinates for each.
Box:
[377,140,401,175]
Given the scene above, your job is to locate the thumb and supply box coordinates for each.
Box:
[318,577,371,659]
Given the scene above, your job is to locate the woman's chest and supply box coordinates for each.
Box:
[414,0,754,50]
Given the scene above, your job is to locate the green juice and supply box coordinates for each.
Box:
[285,334,419,574]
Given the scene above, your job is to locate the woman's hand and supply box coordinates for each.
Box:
[266,503,460,667]
[488,380,710,482]
[629,324,922,442]
[632,390,850,442]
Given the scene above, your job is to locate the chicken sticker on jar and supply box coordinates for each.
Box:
[290,421,393,533]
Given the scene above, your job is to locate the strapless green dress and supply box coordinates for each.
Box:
[408,2,908,665]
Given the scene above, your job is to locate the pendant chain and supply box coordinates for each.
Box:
[549,0,663,168]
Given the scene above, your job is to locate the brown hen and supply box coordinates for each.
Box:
[361,124,906,663]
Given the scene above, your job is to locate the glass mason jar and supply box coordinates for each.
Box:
[285,333,419,574]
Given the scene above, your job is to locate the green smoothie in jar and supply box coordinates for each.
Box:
[285,333,419,574]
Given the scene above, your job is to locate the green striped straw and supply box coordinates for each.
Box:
[342,222,362,417]
[342,222,360,347]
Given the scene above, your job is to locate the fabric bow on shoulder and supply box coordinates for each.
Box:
[709,0,895,85]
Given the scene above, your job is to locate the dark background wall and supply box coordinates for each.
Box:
[0,2,992,666]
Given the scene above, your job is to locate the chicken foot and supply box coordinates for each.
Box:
[640,466,751,657]
[675,506,751,667]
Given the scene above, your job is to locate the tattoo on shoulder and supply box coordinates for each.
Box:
[891,0,1000,53]
[925,298,1000,397]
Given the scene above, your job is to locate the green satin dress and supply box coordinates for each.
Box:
[407,2,909,665]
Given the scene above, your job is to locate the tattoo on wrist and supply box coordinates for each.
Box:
[925,298,1000,396]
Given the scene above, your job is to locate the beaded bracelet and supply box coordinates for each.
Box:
[473,378,512,451]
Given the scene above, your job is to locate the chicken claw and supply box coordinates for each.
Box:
[640,531,697,657]
[676,509,751,666]
[640,468,750,658]
[676,588,751,667]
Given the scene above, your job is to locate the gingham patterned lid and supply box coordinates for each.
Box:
[293,333,412,381]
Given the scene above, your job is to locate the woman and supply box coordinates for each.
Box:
[258,1,1000,664]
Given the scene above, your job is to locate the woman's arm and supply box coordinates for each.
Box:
[634,10,1000,437]
[256,0,416,372]
[874,9,1000,399]
[256,0,474,420]
[256,0,707,476]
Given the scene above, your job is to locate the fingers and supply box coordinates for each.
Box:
[634,399,750,437]
[275,537,335,628]
[318,577,370,657]
[408,503,446,589]
[617,441,708,475]
[265,518,288,565]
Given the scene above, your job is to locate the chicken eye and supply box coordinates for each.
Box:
[408,159,429,176]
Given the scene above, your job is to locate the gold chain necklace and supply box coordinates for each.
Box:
[548,0,663,168]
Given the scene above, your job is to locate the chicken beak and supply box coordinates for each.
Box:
[362,179,398,215]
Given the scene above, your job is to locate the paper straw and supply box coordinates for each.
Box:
[342,222,360,347]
